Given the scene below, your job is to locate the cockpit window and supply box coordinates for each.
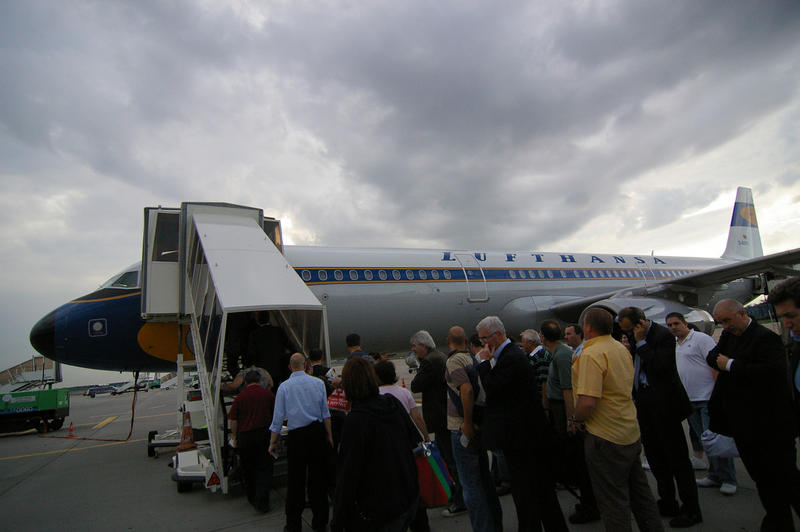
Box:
[101,266,140,289]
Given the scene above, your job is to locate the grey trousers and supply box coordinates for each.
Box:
[584,432,664,532]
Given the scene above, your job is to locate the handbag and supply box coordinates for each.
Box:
[327,387,350,411]
[700,429,739,458]
[413,441,453,508]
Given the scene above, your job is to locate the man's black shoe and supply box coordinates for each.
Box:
[669,510,702,528]
[441,505,468,517]
[657,499,680,517]
[568,505,601,524]
[495,484,511,496]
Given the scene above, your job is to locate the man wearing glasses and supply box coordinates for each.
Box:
[475,316,566,531]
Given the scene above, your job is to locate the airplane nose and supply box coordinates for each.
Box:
[30,309,56,358]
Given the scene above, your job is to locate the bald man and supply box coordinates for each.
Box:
[445,326,501,532]
[707,299,800,530]
[270,353,333,532]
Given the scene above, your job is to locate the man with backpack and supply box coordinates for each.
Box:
[445,325,503,532]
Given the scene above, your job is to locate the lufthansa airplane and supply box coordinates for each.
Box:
[29,187,800,372]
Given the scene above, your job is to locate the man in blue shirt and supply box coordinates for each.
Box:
[269,353,333,532]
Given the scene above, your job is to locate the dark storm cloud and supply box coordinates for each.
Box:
[1,1,799,372]
[235,1,800,247]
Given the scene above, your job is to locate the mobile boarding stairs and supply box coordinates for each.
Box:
[141,203,331,494]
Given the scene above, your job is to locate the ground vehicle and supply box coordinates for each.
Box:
[0,389,69,433]
[112,381,148,394]
[86,385,116,398]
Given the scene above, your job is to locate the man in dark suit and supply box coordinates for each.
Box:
[409,329,465,518]
[475,316,566,532]
[707,298,800,531]
[618,307,700,527]
[768,276,800,427]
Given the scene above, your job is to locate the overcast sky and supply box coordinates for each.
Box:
[1,1,798,385]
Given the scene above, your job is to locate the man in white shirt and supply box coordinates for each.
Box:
[666,312,737,495]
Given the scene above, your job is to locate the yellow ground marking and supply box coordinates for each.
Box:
[0,429,37,438]
[0,438,146,461]
[74,411,174,428]
[92,416,117,429]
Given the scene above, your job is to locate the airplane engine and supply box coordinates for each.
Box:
[581,297,715,335]
[498,296,538,337]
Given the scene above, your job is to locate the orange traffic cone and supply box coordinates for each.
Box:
[401,378,406,388]
[67,422,75,438]
[176,411,196,452]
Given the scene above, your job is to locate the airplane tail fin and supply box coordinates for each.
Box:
[721,186,764,260]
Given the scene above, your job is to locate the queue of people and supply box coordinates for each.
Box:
[225,275,800,531]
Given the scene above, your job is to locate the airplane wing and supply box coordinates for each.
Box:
[659,247,800,287]
[550,247,800,322]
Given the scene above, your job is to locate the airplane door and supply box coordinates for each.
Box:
[455,253,489,302]
[141,207,181,318]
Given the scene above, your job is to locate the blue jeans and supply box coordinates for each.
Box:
[688,401,737,485]
[450,430,503,532]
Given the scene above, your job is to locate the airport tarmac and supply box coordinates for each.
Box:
[0,362,794,531]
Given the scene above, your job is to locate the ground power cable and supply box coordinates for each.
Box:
[39,371,140,442]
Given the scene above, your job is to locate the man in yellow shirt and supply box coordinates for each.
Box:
[570,308,663,531]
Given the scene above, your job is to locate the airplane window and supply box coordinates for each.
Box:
[392,270,401,280]
[431,270,440,280]
[349,270,358,281]
[443,270,452,280]
[334,270,343,281]
[379,270,387,281]
[518,270,527,279]
[509,270,517,279]
[529,270,538,279]
[302,270,312,282]
[405,270,414,280]
[419,270,427,280]
[107,270,139,288]
[319,270,328,281]
[365,270,374,281]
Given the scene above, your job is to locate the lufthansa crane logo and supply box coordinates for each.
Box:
[736,205,758,227]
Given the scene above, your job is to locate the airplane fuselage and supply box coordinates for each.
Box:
[30,245,743,371]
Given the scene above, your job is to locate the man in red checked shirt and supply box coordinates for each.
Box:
[228,369,276,513]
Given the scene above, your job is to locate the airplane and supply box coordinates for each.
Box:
[29,187,800,373]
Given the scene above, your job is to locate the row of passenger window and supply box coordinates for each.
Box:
[298,267,696,283]
[301,268,454,282]
[507,268,694,280]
